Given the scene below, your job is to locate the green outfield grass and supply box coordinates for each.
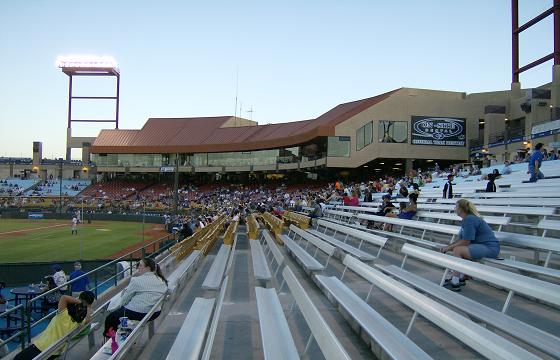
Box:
[0,219,167,263]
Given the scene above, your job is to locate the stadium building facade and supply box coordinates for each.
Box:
[1,83,557,182]
[87,84,557,181]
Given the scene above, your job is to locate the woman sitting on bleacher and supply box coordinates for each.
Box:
[440,199,500,292]
[103,258,168,337]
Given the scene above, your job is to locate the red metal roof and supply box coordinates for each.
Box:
[91,89,398,153]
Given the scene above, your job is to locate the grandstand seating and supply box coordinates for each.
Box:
[0,178,39,196]
[78,180,149,199]
[8,161,560,360]
[24,179,90,197]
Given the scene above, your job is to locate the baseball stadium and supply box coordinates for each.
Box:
[0,1,559,359]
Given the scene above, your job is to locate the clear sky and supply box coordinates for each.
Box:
[0,0,554,159]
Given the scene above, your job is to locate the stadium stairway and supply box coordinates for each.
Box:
[109,227,373,359]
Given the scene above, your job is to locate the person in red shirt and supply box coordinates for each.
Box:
[343,191,351,206]
[348,190,360,206]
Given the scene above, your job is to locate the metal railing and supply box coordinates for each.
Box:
[0,304,25,350]
[0,232,176,352]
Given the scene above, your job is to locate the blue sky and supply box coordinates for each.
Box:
[0,0,554,159]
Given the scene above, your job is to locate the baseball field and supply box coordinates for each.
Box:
[0,219,168,263]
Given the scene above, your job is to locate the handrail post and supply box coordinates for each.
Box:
[20,305,26,351]
[94,272,98,298]
[26,303,32,348]
[114,262,118,287]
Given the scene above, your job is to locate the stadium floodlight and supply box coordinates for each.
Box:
[55,55,117,69]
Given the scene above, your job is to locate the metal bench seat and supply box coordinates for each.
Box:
[377,264,560,358]
[307,229,375,261]
[250,240,272,286]
[280,235,325,272]
[315,275,432,360]
[255,287,299,360]
[202,245,231,290]
[165,297,215,360]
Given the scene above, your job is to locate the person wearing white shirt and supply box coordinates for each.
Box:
[71,217,78,235]
[103,258,168,336]
[51,265,68,291]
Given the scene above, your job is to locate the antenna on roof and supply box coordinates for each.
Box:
[246,107,253,121]
[234,67,239,121]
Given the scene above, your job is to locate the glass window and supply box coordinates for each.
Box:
[107,154,118,166]
[193,153,208,167]
[356,127,365,150]
[328,137,350,157]
[379,121,408,143]
[365,122,373,146]
[356,122,373,151]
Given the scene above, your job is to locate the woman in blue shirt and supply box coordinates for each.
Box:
[440,199,500,291]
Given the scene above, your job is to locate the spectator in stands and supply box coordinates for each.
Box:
[69,262,89,297]
[398,182,409,198]
[42,276,62,313]
[181,218,194,238]
[0,282,7,313]
[348,190,360,206]
[363,184,373,203]
[14,291,94,360]
[342,191,351,206]
[309,197,323,226]
[528,143,545,182]
[501,160,512,175]
[485,173,497,192]
[384,193,418,231]
[548,149,558,161]
[51,265,68,292]
[442,174,453,198]
[492,168,501,180]
[103,258,168,337]
[440,199,500,292]
[378,194,396,215]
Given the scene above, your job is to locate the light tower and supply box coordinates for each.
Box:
[56,55,120,161]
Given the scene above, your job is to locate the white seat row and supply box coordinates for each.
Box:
[260,229,286,277]
[307,228,376,261]
[168,237,237,360]
[333,255,541,360]
[202,244,232,290]
[415,211,510,227]
[434,197,560,207]
[400,244,560,310]
[377,264,560,358]
[166,275,229,360]
[281,226,336,273]
[324,213,560,279]
[250,240,272,287]
[255,287,299,360]
[315,274,432,359]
